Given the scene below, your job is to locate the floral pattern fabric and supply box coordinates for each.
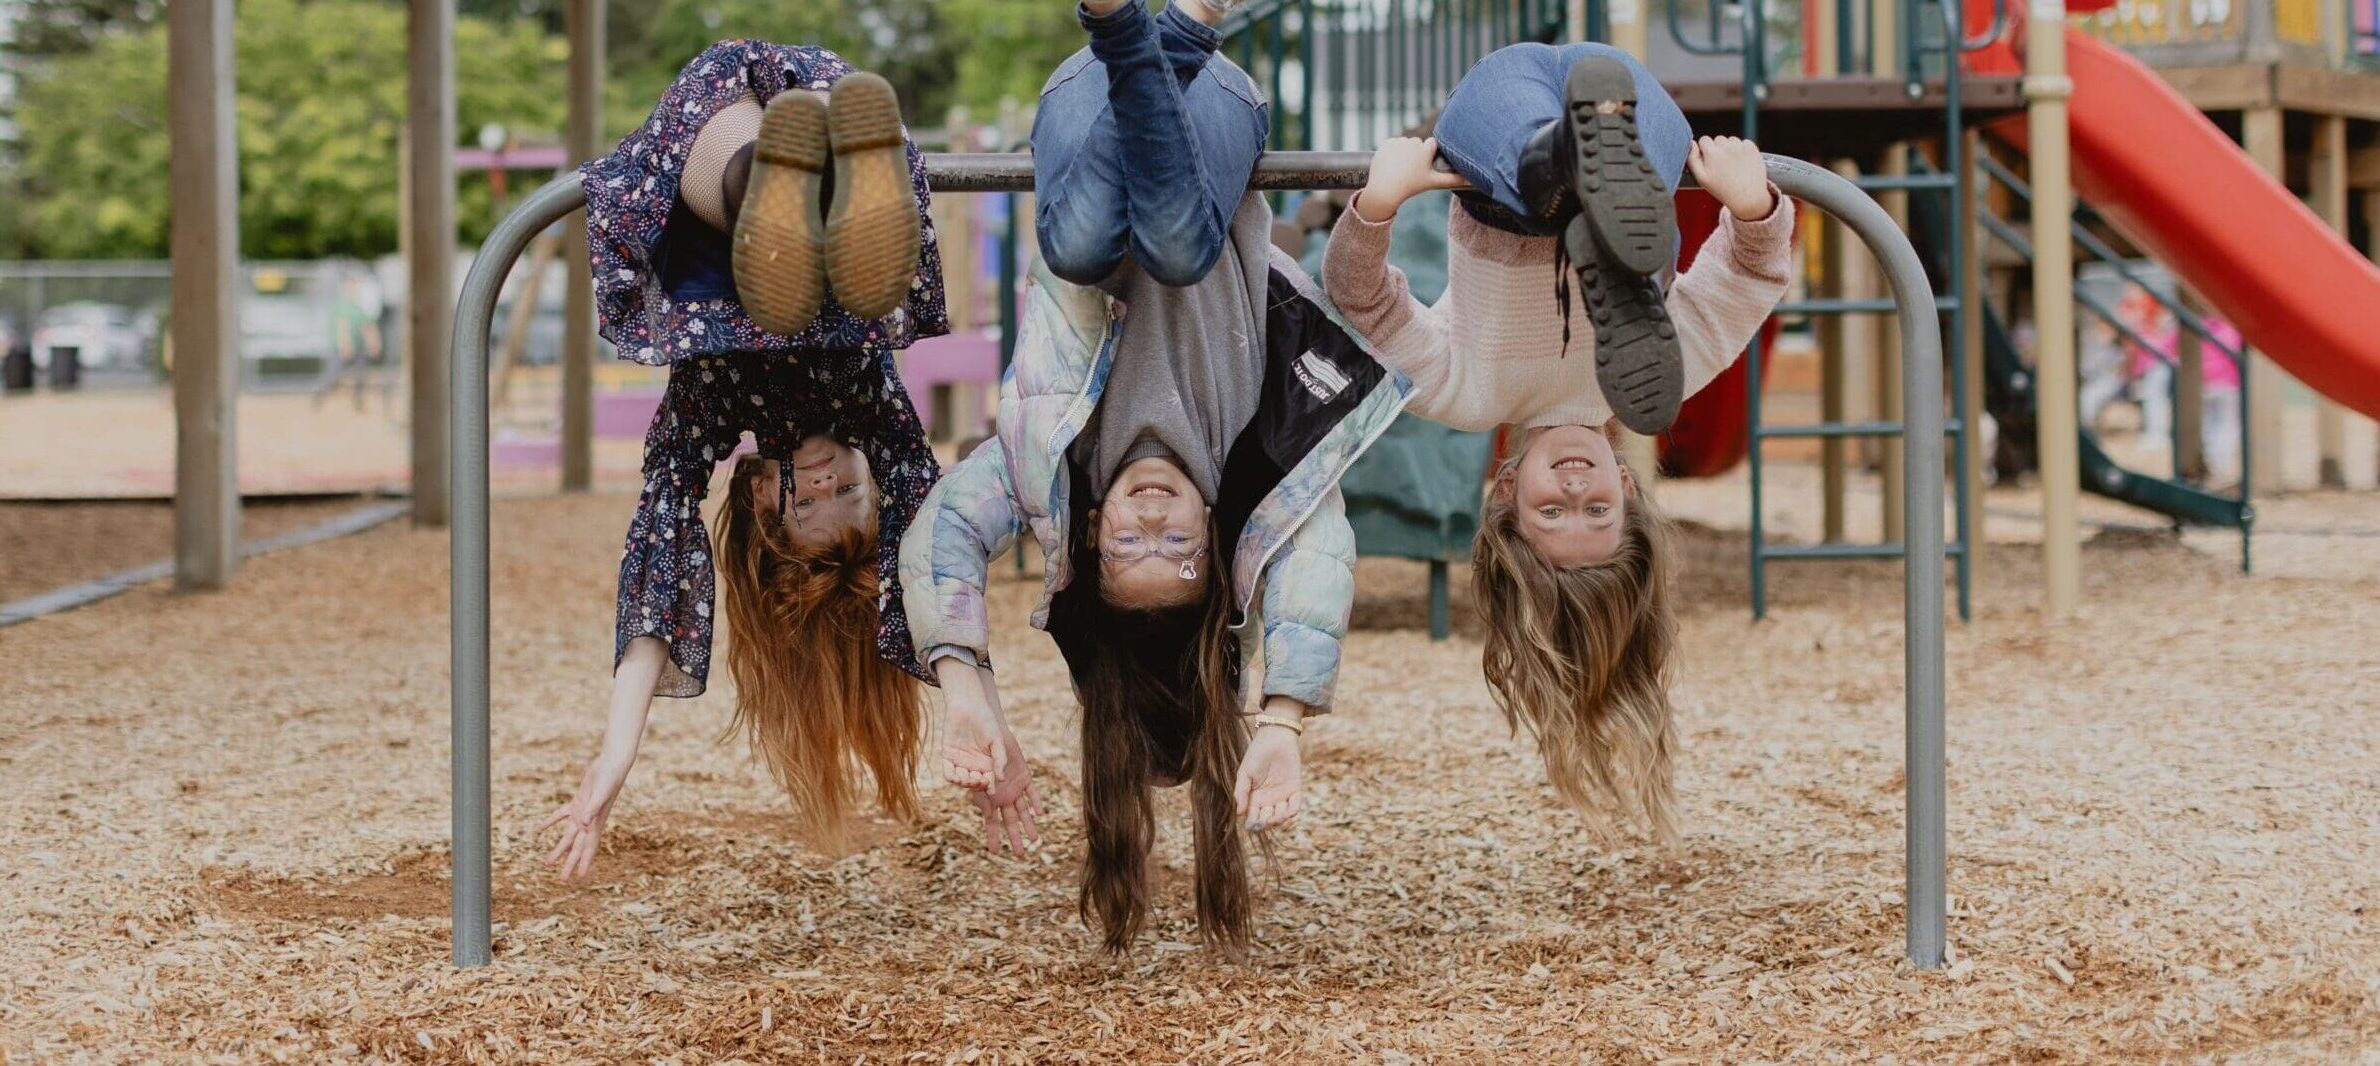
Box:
[617,350,938,697]
[583,39,950,364]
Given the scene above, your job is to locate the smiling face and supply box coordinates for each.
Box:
[1500,424,1637,568]
[750,437,876,549]
[1095,455,1212,609]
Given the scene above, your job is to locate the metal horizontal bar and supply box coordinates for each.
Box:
[928,151,1377,192]
[1756,419,1967,439]
[1758,542,1972,560]
[1778,296,1962,314]
[1852,173,1961,191]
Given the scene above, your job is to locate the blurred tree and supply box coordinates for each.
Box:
[15,0,564,258]
[604,0,1081,141]
[8,0,1097,257]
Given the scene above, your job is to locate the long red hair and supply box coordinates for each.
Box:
[713,455,924,850]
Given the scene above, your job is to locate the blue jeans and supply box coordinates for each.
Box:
[1032,2,1268,288]
[1433,43,1691,238]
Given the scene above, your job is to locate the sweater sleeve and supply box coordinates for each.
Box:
[1668,186,1797,403]
[1320,194,1458,414]
[614,367,733,698]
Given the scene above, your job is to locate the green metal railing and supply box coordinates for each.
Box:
[1972,154,2255,570]
[1219,0,1570,151]
[1671,0,2004,621]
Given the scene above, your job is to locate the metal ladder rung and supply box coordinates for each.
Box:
[1758,542,1973,561]
[1756,418,1966,440]
[1851,173,1961,191]
[1777,296,1963,315]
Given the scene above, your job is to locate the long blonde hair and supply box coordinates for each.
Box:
[1471,452,1679,841]
[713,455,925,851]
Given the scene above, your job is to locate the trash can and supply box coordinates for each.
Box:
[2,343,30,392]
[47,347,79,390]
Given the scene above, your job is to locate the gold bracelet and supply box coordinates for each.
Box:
[1250,713,1305,736]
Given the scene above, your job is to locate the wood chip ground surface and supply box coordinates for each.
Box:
[3,480,2376,1063]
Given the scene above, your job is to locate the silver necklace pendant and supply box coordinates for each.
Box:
[1179,559,1199,581]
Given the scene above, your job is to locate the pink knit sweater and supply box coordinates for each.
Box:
[1321,189,1797,430]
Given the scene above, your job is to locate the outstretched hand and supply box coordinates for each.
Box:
[1356,136,1470,223]
[1686,135,1775,221]
[938,661,1009,791]
[969,726,1043,857]
[540,755,631,882]
[1234,723,1304,834]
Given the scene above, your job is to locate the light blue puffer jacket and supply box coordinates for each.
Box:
[899,250,1412,710]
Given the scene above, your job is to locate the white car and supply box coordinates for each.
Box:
[31,302,154,372]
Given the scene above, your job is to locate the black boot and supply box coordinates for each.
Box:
[1559,54,1684,435]
[1516,118,1578,229]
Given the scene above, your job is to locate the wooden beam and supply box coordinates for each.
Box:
[2151,62,2276,112]
[561,0,602,493]
[2030,12,2081,617]
[169,0,239,589]
[2349,145,2380,188]
[410,0,456,526]
[2242,104,2290,495]
[2277,62,2380,120]
[2309,115,2376,488]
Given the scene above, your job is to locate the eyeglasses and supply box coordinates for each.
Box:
[1100,535,1209,580]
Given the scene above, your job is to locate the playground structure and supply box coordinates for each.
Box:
[124,0,2380,977]
[446,151,1952,970]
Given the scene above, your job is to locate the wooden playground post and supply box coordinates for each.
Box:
[1817,171,1851,543]
[2309,114,2373,488]
[560,0,603,493]
[168,0,240,589]
[1877,146,1908,547]
[1957,130,1986,578]
[409,0,456,527]
[2028,0,2081,617]
[2241,104,2288,495]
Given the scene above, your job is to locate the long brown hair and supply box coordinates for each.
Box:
[1471,450,1679,841]
[713,454,924,851]
[1045,482,1253,955]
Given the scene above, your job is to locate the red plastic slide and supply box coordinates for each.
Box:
[1658,189,1785,477]
[1968,19,2380,420]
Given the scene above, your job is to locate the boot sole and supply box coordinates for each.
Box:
[826,73,922,321]
[1567,215,1683,435]
[734,91,830,337]
[1565,57,1674,278]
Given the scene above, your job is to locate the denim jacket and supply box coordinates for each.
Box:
[899,252,1412,711]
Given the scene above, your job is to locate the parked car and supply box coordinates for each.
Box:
[31,302,154,372]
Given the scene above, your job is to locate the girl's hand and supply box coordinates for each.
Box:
[1687,136,1776,221]
[969,727,1043,857]
[540,755,632,881]
[936,658,1008,791]
[1234,713,1305,833]
[1356,136,1470,223]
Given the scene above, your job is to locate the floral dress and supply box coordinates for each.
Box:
[591,39,948,695]
[617,351,937,696]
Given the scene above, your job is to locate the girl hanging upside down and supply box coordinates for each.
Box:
[900,0,1410,956]
[1322,44,1796,838]
[540,40,966,876]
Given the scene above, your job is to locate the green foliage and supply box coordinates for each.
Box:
[9,0,1092,258]
[604,0,1082,141]
[15,0,564,259]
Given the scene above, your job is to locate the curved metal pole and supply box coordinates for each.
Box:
[448,154,1948,971]
[449,171,586,968]
[1767,156,1949,970]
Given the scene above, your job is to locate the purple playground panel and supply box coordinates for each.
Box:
[490,332,1002,470]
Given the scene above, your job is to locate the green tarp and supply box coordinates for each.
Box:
[1296,190,1491,562]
